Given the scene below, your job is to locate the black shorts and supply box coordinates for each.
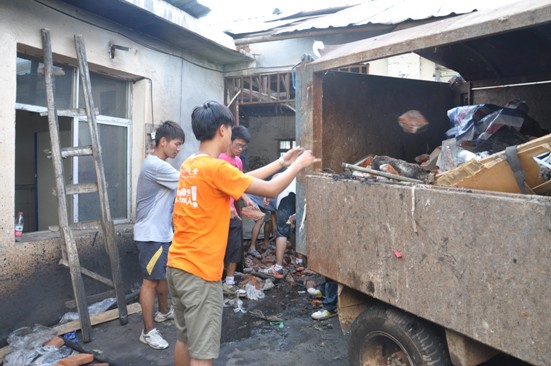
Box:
[136,241,170,280]
[224,218,243,265]
[277,193,296,238]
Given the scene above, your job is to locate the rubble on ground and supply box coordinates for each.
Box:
[2,324,108,366]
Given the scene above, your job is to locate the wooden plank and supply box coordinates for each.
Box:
[435,134,551,193]
[66,183,98,195]
[54,303,142,336]
[61,145,93,158]
[42,28,92,343]
[45,145,93,159]
[74,34,128,326]
[533,179,551,195]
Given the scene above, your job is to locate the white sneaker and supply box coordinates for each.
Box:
[154,307,174,323]
[139,328,169,349]
[222,283,247,297]
[311,309,337,320]
[307,288,323,297]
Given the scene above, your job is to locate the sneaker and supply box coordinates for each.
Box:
[311,309,337,320]
[307,288,323,298]
[259,265,284,280]
[223,283,247,297]
[247,249,262,259]
[154,306,174,323]
[139,328,169,349]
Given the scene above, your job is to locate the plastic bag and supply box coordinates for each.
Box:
[3,349,39,366]
[223,298,246,313]
[31,346,73,366]
[245,282,265,301]
[446,104,525,143]
[7,325,58,350]
[59,297,116,324]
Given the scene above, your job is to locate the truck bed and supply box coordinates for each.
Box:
[306,174,551,365]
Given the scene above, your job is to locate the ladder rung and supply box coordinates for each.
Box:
[61,146,93,158]
[66,183,98,195]
[39,108,97,117]
[44,146,94,159]
[59,259,114,288]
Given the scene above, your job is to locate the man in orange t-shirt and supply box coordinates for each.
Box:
[167,100,319,366]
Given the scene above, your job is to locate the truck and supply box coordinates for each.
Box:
[294,1,551,365]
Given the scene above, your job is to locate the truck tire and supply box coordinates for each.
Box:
[349,305,451,366]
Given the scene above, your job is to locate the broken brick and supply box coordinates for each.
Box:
[56,353,94,366]
[43,335,65,348]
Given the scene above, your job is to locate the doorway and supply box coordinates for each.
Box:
[15,109,72,232]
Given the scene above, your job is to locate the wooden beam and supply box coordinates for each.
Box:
[54,302,141,335]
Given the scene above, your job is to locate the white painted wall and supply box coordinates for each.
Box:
[244,36,453,82]
[0,0,238,243]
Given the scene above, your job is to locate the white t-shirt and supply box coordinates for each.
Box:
[277,178,296,208]
[134,154,179,242]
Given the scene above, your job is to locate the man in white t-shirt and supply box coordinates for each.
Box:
[134,121,185,349]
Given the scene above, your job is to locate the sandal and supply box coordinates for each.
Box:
[247,250,262,259]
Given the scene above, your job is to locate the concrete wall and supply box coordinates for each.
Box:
[244,34,449,82]
[246,115,295,164]
[0,0,235,344]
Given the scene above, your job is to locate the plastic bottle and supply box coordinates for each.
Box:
[15,212,24,242]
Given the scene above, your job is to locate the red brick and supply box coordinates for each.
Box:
[43,335,65,348]
[57,353,94,366]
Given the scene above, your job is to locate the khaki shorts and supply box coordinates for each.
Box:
[167,267,223,360]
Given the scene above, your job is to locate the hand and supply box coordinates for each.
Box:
[293,149,320,169]
[263,197,270,206]
[230,206,241,220]
[288,213,296,224]
[281,146,305,167]
[243,197,257,209]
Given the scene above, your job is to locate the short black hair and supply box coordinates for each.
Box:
[232,125,250,143]
[155,120,185,147]
[191,101,235,141]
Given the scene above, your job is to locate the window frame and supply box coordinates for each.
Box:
[278,139,296,157]
[15,53,132,226]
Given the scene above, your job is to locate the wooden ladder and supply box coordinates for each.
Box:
[41,29,128,342]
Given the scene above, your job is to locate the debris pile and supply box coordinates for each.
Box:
[344,100,551,195]
[220,234,325,318]
[2,325,108,366]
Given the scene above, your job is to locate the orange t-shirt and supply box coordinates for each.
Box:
[168,154,253,281]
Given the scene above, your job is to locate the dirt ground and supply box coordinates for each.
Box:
[80,280,350,366]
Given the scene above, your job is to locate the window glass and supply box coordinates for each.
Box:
[16,55,75,109]
[278,140,296,157]
[77,122,128,221]
[79,73,128,118]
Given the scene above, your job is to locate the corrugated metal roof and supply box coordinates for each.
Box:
[164,0,210,18]
[224,7,351,36]
[306,0,551,82]
[227,0,521,38]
